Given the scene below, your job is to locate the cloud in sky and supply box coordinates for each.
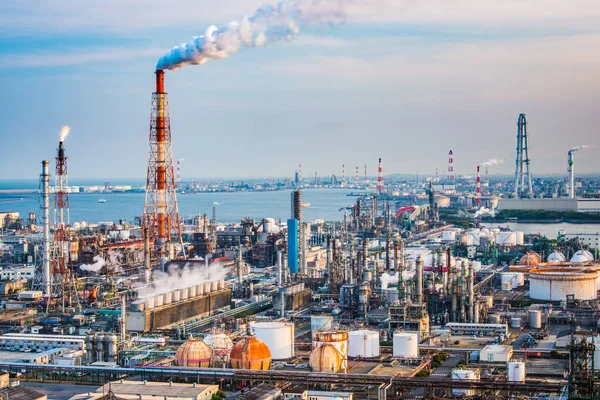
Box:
[0,0,599,179]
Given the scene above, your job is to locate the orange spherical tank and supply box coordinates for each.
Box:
[519,251,541,267]
[175,337,213,368]
[230,336,272,370]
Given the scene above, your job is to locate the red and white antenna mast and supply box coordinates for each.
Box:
[447,150,454,182]
[476,165,482,206]
[377,158,384,193]
[355,166,359,186]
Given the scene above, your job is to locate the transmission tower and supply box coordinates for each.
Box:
[143,70,183,259]
[514,113,533,197]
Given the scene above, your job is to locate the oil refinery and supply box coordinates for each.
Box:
[1,5,600,400]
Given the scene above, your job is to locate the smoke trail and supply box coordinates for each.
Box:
[570,145,594,152]
[156,0,346,70]
[474,207,495,219]
[80,255,106,272]
[478,159,504,167]
[59,126,70,142]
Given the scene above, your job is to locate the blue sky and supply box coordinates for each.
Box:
[1,0,600,180]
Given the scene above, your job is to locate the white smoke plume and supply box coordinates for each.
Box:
[140,261,230,299]
[59,125,70,142]
[156,0,346,70]
[478,159,504,167]
[570,144,594,152]
[380,271,415,290]
[474,207,495,219]
[80,255,106,272]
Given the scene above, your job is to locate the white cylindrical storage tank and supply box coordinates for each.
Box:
[263,218,274,233]
[393,332,418,358]
[451,369,480,396]
[529,268,599,301]
[211,280,219,292]
[154,294,164,307]
[253,322,294,360]
[515,232,524,245]
[515,272,525,287]
[496,232,517,247]
[528,310,542,329]
[204,282,212,293]
[145,296,155,310]
[501,273,516,289]
[501,280,513,291]
[181,287,189,300]
[348,330,380,358]
[508,361,526,382]
[442,231,456,242]
[197,284,204,296]
[189,285,197,298]
[510,317,522,329]
[311,316,333,337]
[172,290,181,302]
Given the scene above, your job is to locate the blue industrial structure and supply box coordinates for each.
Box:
[287,218,299,274]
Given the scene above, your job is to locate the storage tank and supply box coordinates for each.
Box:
[508,361,526,382]
[154,294,164,307]
[211,280,219,292]
[515,232,524,245]
[451,368,480,396]
[547,251,566,263]
[571,250,594,262]
[520,251,541,267]
[488,314,501,324]
[230,336,272,370]
[495,232,517,247]
[528,310,542,329]
[362,270,373,282]
[204,282,212,293]
[510,317,522,329]
[501,273,517,289]
[310,344,343,373]
[253,322,294,360]
[163,292,172,305]
[175,336,213,367]
[515,272,525,287]
[107,334,118,360]
[393,332,418,358]
[204,332,234,365]
[311,316,333,337]
[189,285,197,298]
[312,331,348,369]
[529,268,599,301]
[348,330,379,358]
[181,287,189,300]
[501,280,513,291]
[442,231,456,242]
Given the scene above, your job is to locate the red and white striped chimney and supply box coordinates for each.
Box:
[378,158,384,193]
[176,159,181,189]
[355,166,359,186]
[476,165,481,206]
[448,150,454,181]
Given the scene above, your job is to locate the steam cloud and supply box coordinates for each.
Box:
[156,0,346,70]
[80,255,106,272]
[59,125,70,142]
[380,271,415,290]
[140,261,230,299]
[570,145,594,152]
[478,159,504,167]
[474,207,495,219]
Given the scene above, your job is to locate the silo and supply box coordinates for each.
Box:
[197,284,204,295]
[163,291,172,305]
[172,289,181,302]
[510,317,522,329]
[528,310,542,329]
[348,330,380,358]
[189,285,197,297]
[393,332,418,358]
[181,287,189,300]
[211,280,219,292]
[154,294,164,307]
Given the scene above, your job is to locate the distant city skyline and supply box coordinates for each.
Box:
[1,0,600,180]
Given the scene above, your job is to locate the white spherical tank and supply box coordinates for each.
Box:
[348,330,380,358]
[528,310,542,329]
[393,332,418,358]
[496,232,517,247]
[451,368,480,396]
[253,322,294,360]
[508,361,526,382]
[529,268,599,301]
[311,316,333,337]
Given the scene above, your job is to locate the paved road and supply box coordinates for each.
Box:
[23,382,98,400]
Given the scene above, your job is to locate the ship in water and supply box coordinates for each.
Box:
[97,197,107,203]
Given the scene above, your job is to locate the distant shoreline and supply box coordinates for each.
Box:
[0,189,37,194]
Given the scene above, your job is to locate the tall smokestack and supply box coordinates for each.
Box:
[355,166,359,186]
[568,151,575,199]
[362,239,368,279]
[447,150,454,182]
[476,165,481,206]
[378,158,384,193]
[468,262,475,323]
[364,164,367,186]
[326,235,332,278]
[342,164,345,186]
[42,161,51,299]
[416,256,423,304]
[143,70,182,258]
[277,249,283,287]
